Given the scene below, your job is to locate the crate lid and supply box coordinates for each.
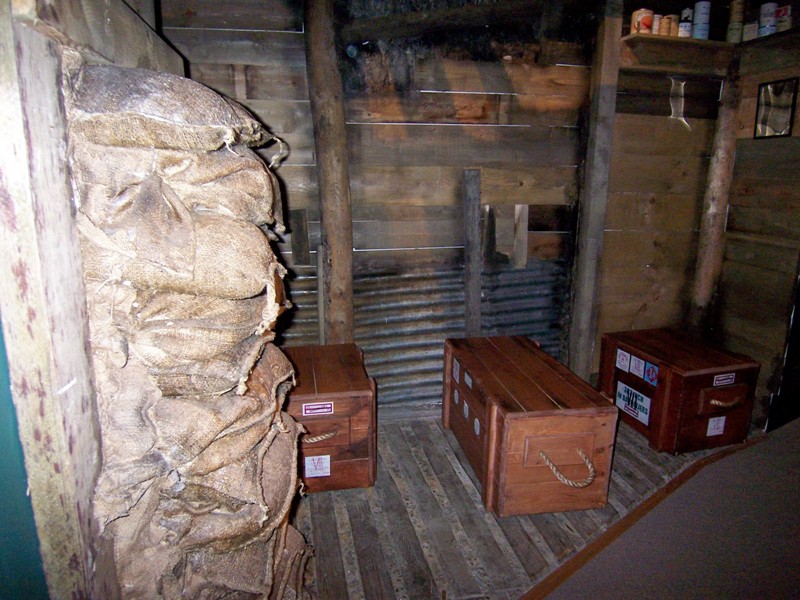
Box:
[447,336,612,416]
[282,343,372,399]
[602,328,760,375]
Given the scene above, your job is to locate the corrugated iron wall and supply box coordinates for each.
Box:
[279,261,570,412]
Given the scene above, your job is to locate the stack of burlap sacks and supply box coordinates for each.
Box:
[65,63,309,598]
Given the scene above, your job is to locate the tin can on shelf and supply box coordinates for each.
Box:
[727,21,744,42]
[776,5,792,31]
[632,8,655,33]
[679,8,694,37]
[760,3,778,26]
[730,0,745,23]
[659,15,673,35]
[668,14,681,35]
[653,14,663,34]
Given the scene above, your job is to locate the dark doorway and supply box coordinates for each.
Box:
[767,263,800,431]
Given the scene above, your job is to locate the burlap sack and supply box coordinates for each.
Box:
[66,64,267,151]
[78,206,276,300]
[71,143,280,228]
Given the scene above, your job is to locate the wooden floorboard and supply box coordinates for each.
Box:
[291,418,733,599]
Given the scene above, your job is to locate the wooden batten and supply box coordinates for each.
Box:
[304,0,354,343]
[464,169,482,336]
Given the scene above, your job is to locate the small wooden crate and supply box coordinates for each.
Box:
[442,336,618,516]
[598,328,760,454]
[281,343,376,493]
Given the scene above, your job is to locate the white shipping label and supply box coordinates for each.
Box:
[302,401,334,417]
[474,418,480,436]
[630,355,646,379]
[616,349,631,372]
[707,416,726,436]
[304,455,331,478]
[463,402,469,420]
[453,359,461,383]
[464,371,473,388]
[713,373,736,386]
[616,382,652,426]
[453,389,460,405]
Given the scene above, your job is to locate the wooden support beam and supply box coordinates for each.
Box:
[464,169,482,337]
[338,0,545,45]
[305,0,354,344]
[688,54,741,333]
[568,0,622,380]
[0,13,100,600]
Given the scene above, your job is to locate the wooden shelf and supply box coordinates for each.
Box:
[620,33,735,78]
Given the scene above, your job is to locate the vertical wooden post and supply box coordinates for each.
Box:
[568,0,622,379]
[464,169,482,336]
[688,54,741,333]
[304,0,354,344]
[0,13,100,600]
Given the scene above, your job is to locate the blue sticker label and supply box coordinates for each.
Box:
[644,362,659,386]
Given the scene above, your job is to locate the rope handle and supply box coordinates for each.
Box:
[710,397,741,408]
[303,430,337,444]
[539,448,596,489]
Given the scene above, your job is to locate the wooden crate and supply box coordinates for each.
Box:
[281,343,376,493]
[442,336,618,517]
[598,328,760,454]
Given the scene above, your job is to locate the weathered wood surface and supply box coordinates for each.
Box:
[689,54,741,331]
[619,34,734,78]
[718,34,800,422]
[463,170,481,337]
[0,16,98,598]
[594,110,716,371]
[164,19,587,270]
[15,0,182,73]
[293,418,725,599]
[305,0,354,344]
[568,0,622,380]
[338,0,557,45]
[161,0,303,31]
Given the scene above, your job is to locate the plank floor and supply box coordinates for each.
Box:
[291,418,722,600]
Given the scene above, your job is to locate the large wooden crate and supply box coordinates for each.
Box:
[281,343,376,493]
[442,336,618,516]
[598,328,760,454]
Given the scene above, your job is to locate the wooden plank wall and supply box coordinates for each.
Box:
[594,79,718,370]
[714,31,800,426]
[161,1,588,276]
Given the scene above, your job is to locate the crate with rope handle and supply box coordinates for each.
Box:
[280,343,376,493]
[443,336,618,516]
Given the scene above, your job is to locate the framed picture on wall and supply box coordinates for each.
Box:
[754,77,798,138]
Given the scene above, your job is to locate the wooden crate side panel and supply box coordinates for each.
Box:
[496,413,616,516]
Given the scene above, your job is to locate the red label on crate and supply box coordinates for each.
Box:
[302,401,334,416]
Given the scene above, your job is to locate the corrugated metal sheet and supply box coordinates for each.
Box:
[278,262,570,410]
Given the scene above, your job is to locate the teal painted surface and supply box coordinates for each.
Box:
[0,327,49,599]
